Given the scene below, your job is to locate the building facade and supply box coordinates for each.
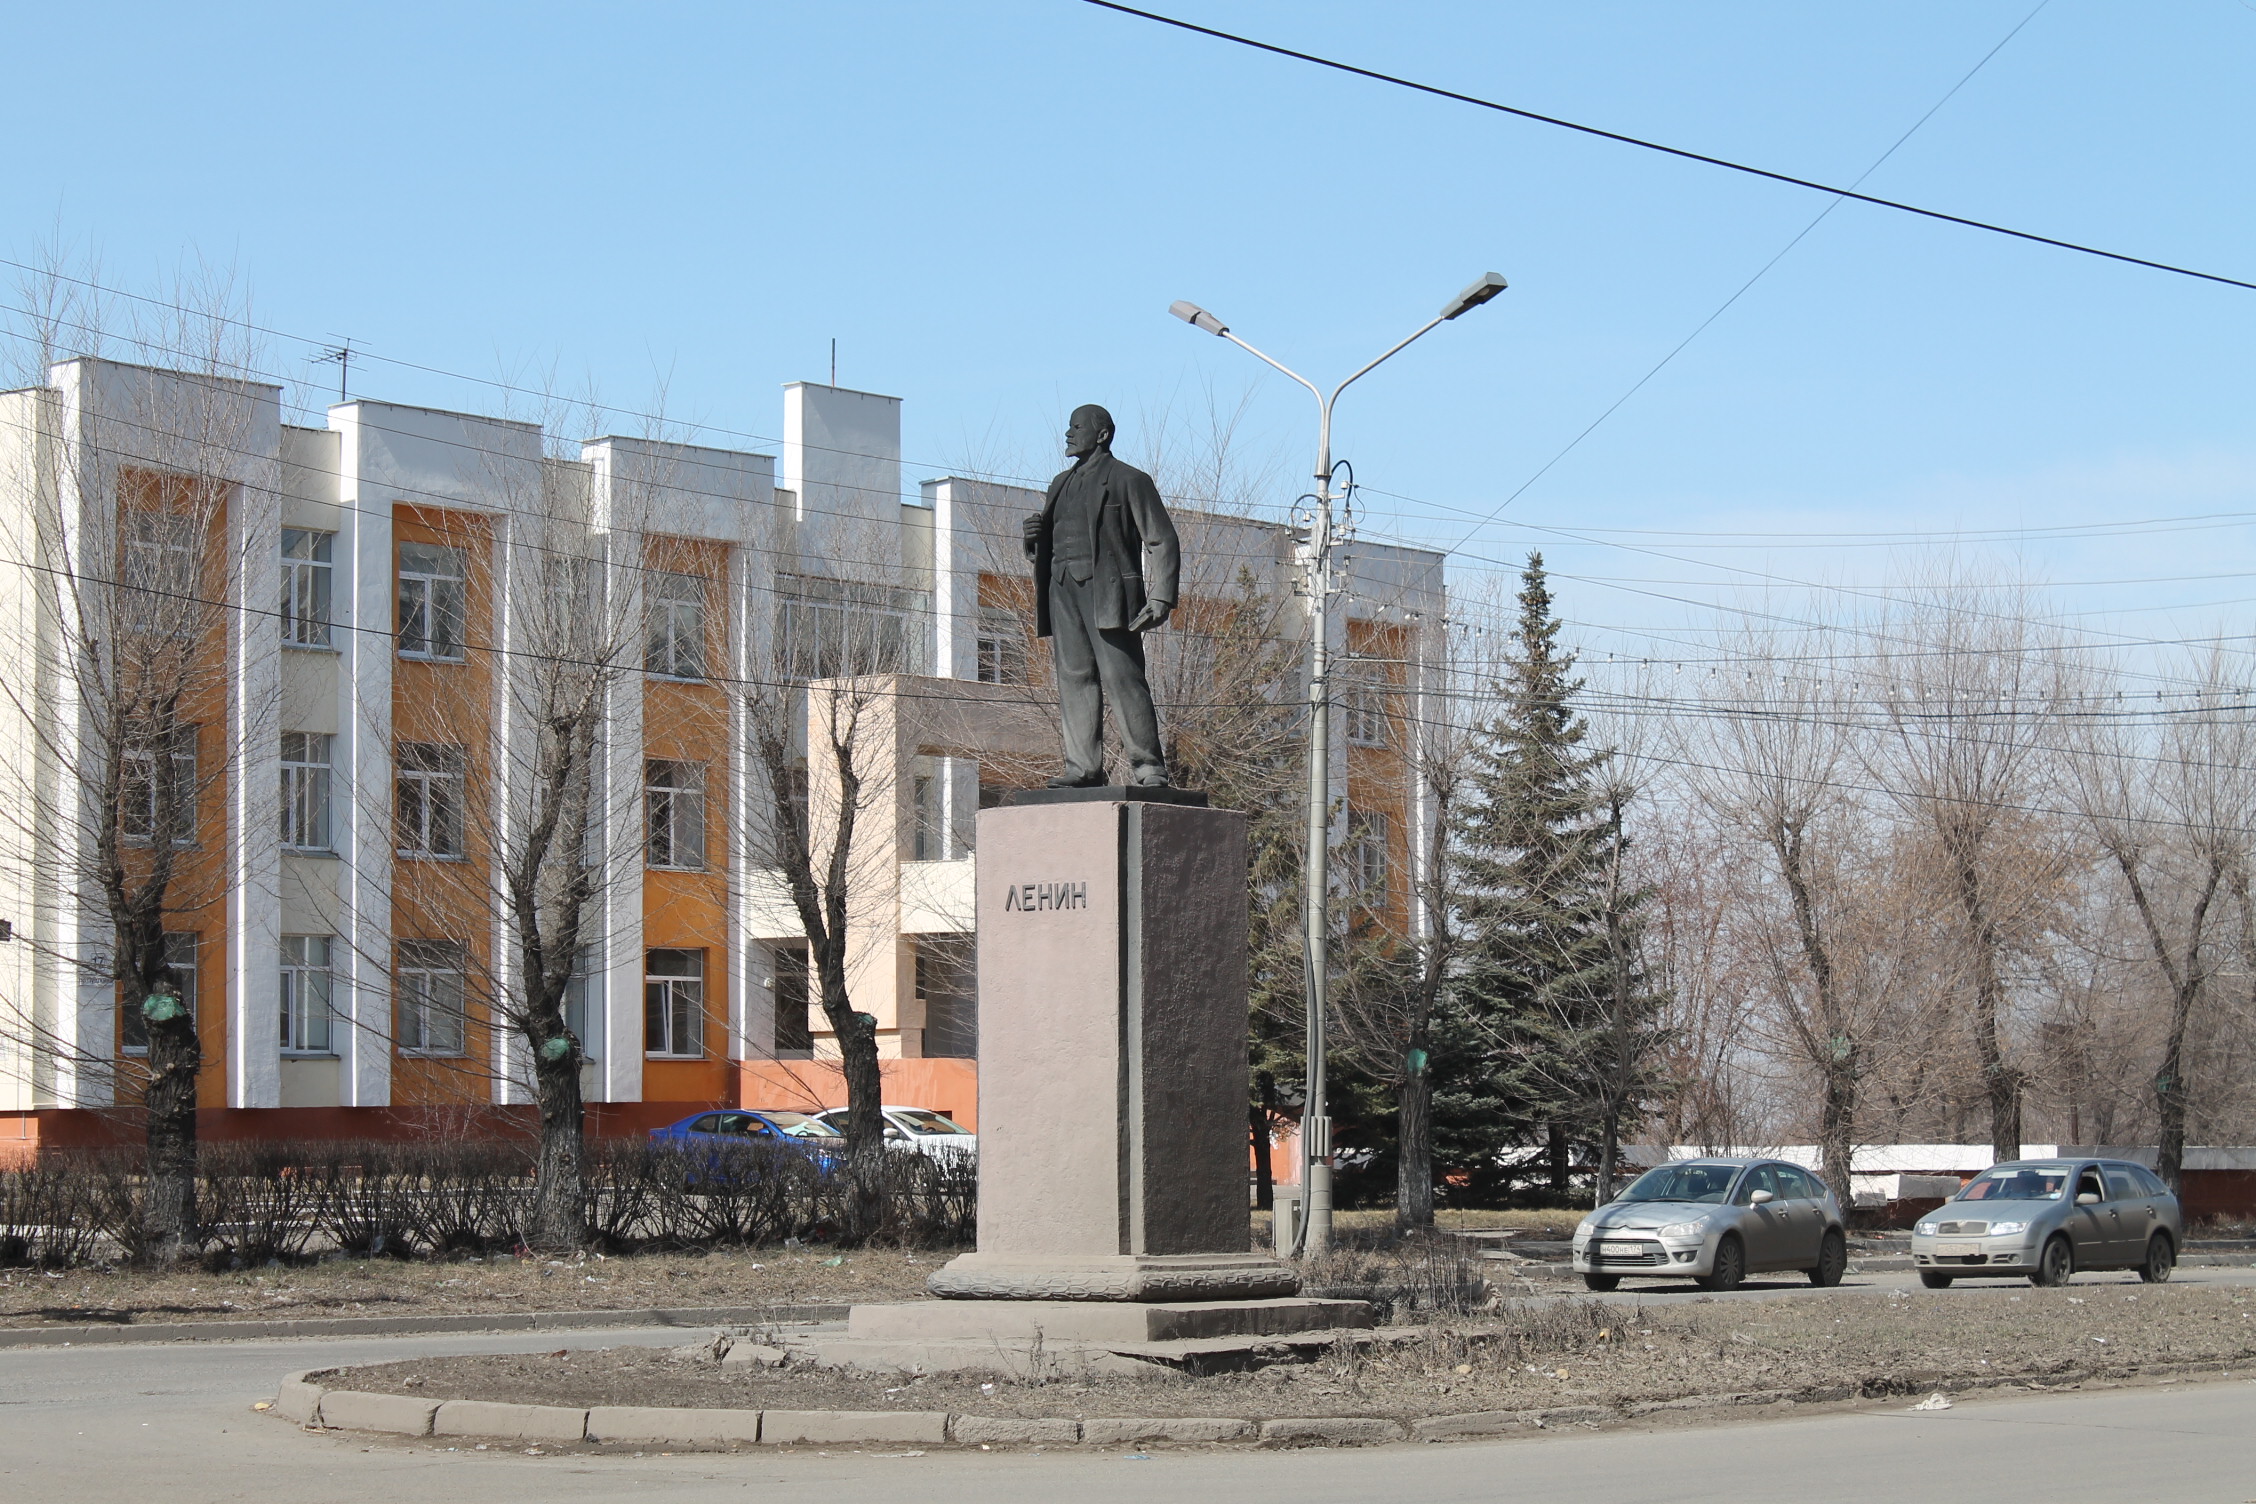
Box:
[0,358,1443,1155]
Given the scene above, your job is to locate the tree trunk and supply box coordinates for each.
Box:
[1818,1062,1858,1210]
[1250,1082,1275,1214]
[528,1033,586,1250]
[1545,1122,1569,1193]
[1396,1040,1433,1230]
[140,998,201,1263]
[1951,849,2019,1160]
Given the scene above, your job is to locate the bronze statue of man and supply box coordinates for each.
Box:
[1021,404,1180,788]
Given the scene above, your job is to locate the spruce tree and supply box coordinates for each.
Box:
[1453,552,1665,1199]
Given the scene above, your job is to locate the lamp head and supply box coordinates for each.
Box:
[1440,271,1508,320]
[1169,300,1229,337]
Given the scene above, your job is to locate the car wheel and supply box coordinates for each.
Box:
[1582,1272,1621,1292]
[1698,1234,1746,1292]
[2029,1235,2075,1287]
[1807,1229,1847,1287]
[2137,1233,2175,1284]
[1917,1270,1955,1289]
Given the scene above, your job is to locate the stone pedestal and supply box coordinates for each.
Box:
[927,787,1299,1303]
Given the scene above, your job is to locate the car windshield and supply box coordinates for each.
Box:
[1616,1164,1739,1204]
[1958,1164,2069,1202]
[891,1110,970,1135]
[759,1111,842,1138]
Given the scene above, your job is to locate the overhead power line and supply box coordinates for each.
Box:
[1083,1,2256,293]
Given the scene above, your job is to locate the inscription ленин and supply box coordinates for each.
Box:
[1004,880,1087,913]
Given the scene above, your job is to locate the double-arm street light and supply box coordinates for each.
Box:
[1170,272,1508,1257]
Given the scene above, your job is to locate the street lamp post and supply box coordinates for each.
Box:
[1170,273,1507,1257]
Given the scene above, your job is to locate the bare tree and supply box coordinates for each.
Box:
[2060,647,2253,1189]
[0,263,270,1259]
[1867,583,2063,1159]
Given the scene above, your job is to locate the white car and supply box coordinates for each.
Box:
[814,1105,977,1160]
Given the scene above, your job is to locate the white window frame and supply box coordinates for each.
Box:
[279,934,335,1055]
[644,758,706,871]
[122,511,198,633]
[1341,664,1394,748]
[396,541,467,661]
[280,528,335,648]
[121,932,197,1056]
[644,947,706,1059]
[396,742,465,858]
[1347,808,1391,898]
[975,609,1027,685]
[280,732,334,852]
[396,939,468,1056]
[645,569,708,680]
[775,573,926,680]
[121,725,198,846]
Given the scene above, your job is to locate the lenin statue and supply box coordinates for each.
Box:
[1021,405,1180,788]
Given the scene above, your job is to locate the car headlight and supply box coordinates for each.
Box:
[1916,1220,1939,1235]
[1656,1220,1710,1240]
[1986,1220,2028,1237]
[1574,1220,1595,1239]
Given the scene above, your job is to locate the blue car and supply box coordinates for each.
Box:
[648,1109,844,1177]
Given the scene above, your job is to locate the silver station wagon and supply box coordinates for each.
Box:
[1574,1158,1849,1292]
[1912,1158,2182,1287]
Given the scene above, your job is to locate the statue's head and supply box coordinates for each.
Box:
[1065,404,1115,459]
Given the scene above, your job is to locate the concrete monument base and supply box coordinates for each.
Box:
[930,792,1300,1304]
[925,1252,1298,1303]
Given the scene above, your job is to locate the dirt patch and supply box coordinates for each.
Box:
[0,1248,929,1327]
[320,1283,2256,1422]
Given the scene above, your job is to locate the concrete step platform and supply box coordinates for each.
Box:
[787,1324,1404,1378]
[846,1296,1371,1344]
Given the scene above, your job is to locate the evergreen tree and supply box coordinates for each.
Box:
[1453,553,1668,1198]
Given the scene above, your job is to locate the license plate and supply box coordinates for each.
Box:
[1934,1241,1978,1257]
[1598,1240,1646,1256]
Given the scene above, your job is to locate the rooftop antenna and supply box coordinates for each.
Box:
[314,337,357,403]
[830,338,837,386]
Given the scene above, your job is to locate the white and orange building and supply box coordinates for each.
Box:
[0,357,1444,1160]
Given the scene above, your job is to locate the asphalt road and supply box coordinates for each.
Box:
[4,1275,2254,1504]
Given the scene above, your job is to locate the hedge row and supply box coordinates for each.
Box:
[0,1138,976,1267]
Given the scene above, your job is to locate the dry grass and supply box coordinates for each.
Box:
[0,1247,931,1327]
[324,1282,2256,1423]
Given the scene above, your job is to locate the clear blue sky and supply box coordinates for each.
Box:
[6,1,2254,653]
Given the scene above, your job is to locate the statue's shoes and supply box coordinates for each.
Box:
[1128,769,1170,788]
[1046,771,1107,789]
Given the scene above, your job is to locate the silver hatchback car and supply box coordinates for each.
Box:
[1911,1158,2182,1287]
[1574,1158,1849,1292]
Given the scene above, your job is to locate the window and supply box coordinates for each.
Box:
[564,944,601,1060]
[122,512,198,631]
[279,935,335,1054]
[396,542,467,660]
[1776,1165,1823,1202]
[2102,1166,2140,1202]
[645,948,705,1058]
[771,944,812,1055]
[1340,664,1394,747]
[975,610,1027,685]
[645,758,706,870]
[121,932,197,1055]
[396,742,465,857]
[917,941,977,1059]
[2130,1165,2169,1197]
[541,554,594,647]
[775,573,925,680]
[1733,1164,1782,1207]
[280,528,334,647]
[646,569,708,679]
[396,939,467,1055]
[1345,809,1390,898]
[121,725,197,845]
[280,732,334,851]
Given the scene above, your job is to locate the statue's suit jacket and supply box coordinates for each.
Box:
[1025,450,1181,639]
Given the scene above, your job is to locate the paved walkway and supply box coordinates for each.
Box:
[3,1303,2253,1503]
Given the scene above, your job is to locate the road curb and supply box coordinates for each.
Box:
[270,1356,2256,1452]
[0,1303,848,1348]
